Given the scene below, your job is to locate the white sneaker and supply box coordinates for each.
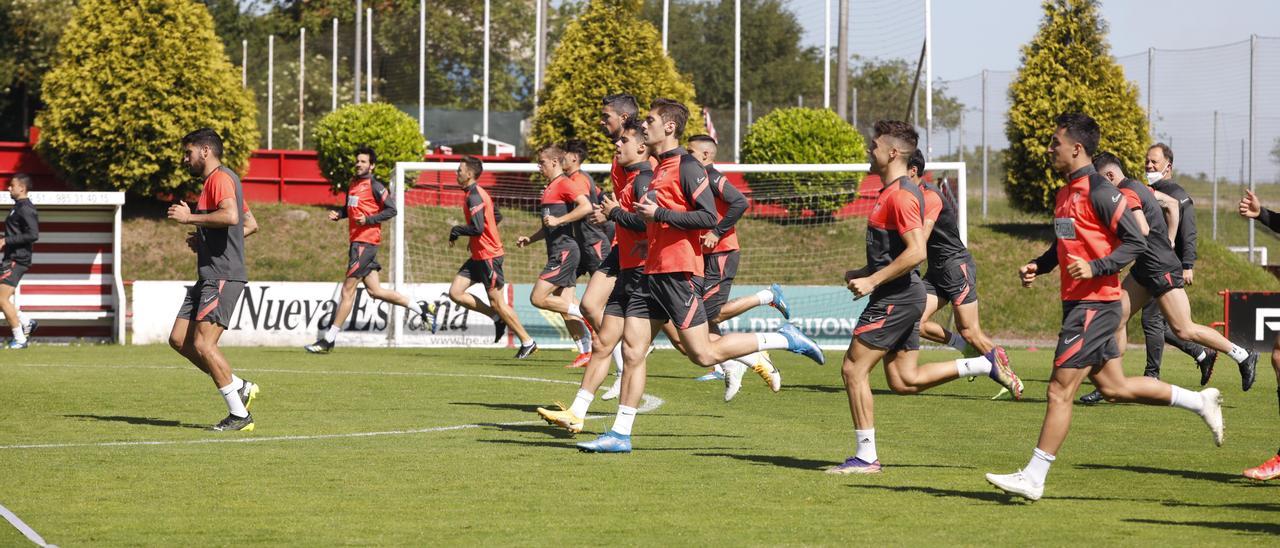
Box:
[985,470,1043,501]
[751,352,782,393]
[1200,387,1224,447]
[722,360,747,402]
[601,375,622,401]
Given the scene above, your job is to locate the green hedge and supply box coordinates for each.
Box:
[741,107,866,218]
[313,103,425,190]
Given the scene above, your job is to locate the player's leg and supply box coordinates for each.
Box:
[827,337,888,474]
[189,281,257,431]
[1082,276,1152,404]
[579,270,613,330]
[884,308,1021,398]
[537,313,625,433]
[1244,335,1280,480]
[952,302,995,355]
[168,316,206,373]
[307,276,360,353]
[577,316,661,453]
[486,285,534,349]
[1157,286,1257,391]
[448,274,495,316]
[0,283,27,347]
[361,270,434,324]
[713,283,791,322]
[917,291,950,345]
[1140,300,1167,378]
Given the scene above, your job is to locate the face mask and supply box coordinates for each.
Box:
[1145,171,1164,185]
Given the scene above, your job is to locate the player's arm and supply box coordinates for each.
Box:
[849,192,925,296]
[451,193,486,241]
[1154,190,1180,245]
[654,162,717,229]
[362,180,397,224]
[1021,241,1058,287]
[607,173,650,231]
[243,208,259,237]
[169,197,239,228]
[1244,189,1280,234]
[548,194,593,227]
[1119,188,1149,236]
[518,227,546,247]
[711,176,748,235]
[1175,191,1197,270]
[1085,187,1147,277]
[5,207,39,246]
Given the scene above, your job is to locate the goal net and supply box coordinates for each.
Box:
[388,160,967,348]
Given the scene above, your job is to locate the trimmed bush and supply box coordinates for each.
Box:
[741,107,866,217]
[529,0,704,167]
[1004,0,1148,212]
[312,103,425,190]
[36,0,258,196]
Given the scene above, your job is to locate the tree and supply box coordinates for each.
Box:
[0,0,77,139]
[37,0,259,196]
[741,107,866,217]
[313,103,425,189]
[529,0,704,166]
[1004,0,1148,212]
[843,57,963,139]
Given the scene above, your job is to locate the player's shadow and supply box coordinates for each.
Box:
[846,484,1011,503]
[63,414,207,430]
[450,401,543,413]
[695,452,833,471]
[1161,500,1280,512]
[1075,463,1251,484]
[479,438,745,452]
[786,384,845,394]
[484,422,577,438]
[1123,518,1280,535]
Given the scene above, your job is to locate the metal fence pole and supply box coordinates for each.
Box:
[1212,110,1218,240]
[1248,35,1256,259]
[241,40,247,88]
[923,0,932,155]
[662,0,669,52]
[534,0,542,110]
[981,69,988,219]
[823,0,831,109]
[331,18,338,112]
[482,0,490,155]
[851,87,857,127]
[365,8,373,102]
[418,0,425,135]
[267,35,274,150]
[354,0,362,104]
[299,27,305,149]
[733,0,741,163]
[1146,47,1153,137]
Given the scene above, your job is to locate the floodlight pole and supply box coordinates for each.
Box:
[823,0,831,109]
[365,8,373,102]
[354,0,362,104]
[241,40,247,88]
[981,69,988,219]
[662,0,669,52]
[268,35,274,150]
[1248,34,1256,259]
[534,0,543,110]
[1212,109,1218,240]
[733,0,741,162]
[331,18,338,112]
[1147,47,1153,137]
[299,27,306,149]
[419,0,425,135]
[483,0,491,155]
[924,0,932,156]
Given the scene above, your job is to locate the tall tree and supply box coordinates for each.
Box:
[844,56,963,139]
[1004,0,1147,212]
[0,0,77,139]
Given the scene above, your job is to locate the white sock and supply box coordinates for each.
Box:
[612,405,637,436]
[407,301,426,316]
[229,375,245,392]
[567,303,583,318]
[947,331,968,352]
[219,382,249,417]
[1169,385,1205,413]
[755,289,774,305]
[569,388,594,417]
[1194,350,1207,362]
[12,327,26,343]
[324,325,341,343]
[755,332,788,350]
[1024,447,1055,486]
[612,344,624,375]
[1227,344,1250,363]
[956,356,993,377]
[854,429,877,462]
[713,363,726,374]
[577,337,593,354]
[18,313,31,328]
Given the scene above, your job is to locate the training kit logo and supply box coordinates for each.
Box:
[1254,308,1280,341]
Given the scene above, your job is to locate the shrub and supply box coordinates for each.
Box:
[1004,0,1148,212]
[36,0,259,196]
[741,107,866,217]
[312,103,425,190]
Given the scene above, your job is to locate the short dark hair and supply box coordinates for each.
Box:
[10,173,32,191]
[563,139,589,163]
[356,145,377,165]
[1054,112,1100,156]
[687,134,717,147]
[1148,142,1174,164]
[538,144,566,163]
[181,128,224,159]
[461,156,483,178]
[620,117,647,142]
[651,98,690,137]
[907,149,926,176]
[1091,151,1125,176]
[872,120,918,154]
[602,93,639,119]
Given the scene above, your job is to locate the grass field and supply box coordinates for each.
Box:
[2,345,1278,545]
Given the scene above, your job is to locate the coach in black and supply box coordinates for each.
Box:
[1,173,39,349]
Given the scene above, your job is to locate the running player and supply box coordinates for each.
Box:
[305,146,436,353]
[1076,153,1256,404]
[516,145,592,353]
[1138,143,1229,383]
[167,128,262,431]
[446,156,538,358]
[562,139,608,367]
[575,99,825,453]
[1,173,38,349]
[685,134,784,398]
[1237,188,1280,480]
[827,120,1021,475]
[908,149,1007,368]
[537,118,652,433]
[985,114,1223,500]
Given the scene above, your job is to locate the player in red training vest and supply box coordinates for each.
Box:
[446,155,537,358]
[305,147,437,354]
[560,139,608,368]
[986,113,1224,501]
[826,121,1022,475]
[167,128,262,431]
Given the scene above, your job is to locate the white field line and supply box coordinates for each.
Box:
[0,502,57,547]
[0,363,662,451]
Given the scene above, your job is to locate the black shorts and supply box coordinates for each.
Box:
[924,254,978,306]
[577,240,612,277]
[539,246,580,288]
[347,242,382,279]
[1053,300,1123,369]
[458,256,505,290]
[177,279,245,329]
[702,251,741,333]
[631,272,706,329]
[606,267,645,318]
[1129,269,1184,298]
[598,247,621,278]
[0,260,29,287]
[854,283,926,352]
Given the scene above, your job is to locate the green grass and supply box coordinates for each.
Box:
[2,345,1278,545]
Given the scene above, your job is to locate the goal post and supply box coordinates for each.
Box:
[389,160,965,347]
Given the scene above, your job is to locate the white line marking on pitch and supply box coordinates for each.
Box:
[0,363,663,451]
[0,502,57,547]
